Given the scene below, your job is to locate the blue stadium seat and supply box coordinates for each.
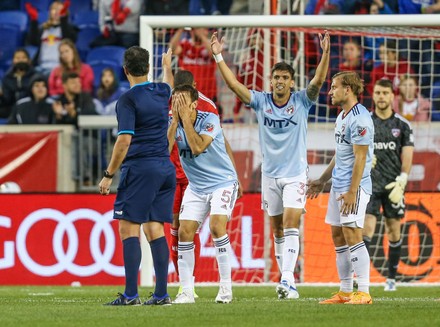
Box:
[20,0,51,12]
[76,26,101,61]
[0,11,28,44]
[0,24,22,71]
[72,10,99,28]
[23,45,39,62]
[86,46,126,87]
[69,0,92,14]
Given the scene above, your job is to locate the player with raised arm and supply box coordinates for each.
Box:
[169,70,242,298]
[363,79,414,292]
[99,46,175,306]
[307,71,374,305]
[211,30,330,299]
[168,84,238,304]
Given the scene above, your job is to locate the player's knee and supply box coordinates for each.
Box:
[178,223,196,242]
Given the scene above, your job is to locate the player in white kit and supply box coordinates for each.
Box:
[168,84,238,304]
[307,71,374,305]
[211,30,330,299]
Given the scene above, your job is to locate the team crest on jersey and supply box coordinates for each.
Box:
[391,128,401,137]
[204,123,214,132]
[176,135,182,141]
[357,126,367,137]
[285,106,294,114]
[265,108,273,114]
[341,124,346,133]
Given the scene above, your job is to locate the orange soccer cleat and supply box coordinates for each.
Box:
[319,291,353,304]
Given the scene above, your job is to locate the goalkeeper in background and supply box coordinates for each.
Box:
[363,79,414,292]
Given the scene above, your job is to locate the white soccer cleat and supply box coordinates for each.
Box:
[173,290,195,304]
[276,280,299,299]
[215,285,233,304]
[384,278,397,291]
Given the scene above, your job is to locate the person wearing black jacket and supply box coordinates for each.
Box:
[0,48,37,118]
[25,0,77,75]
[8,75,55,124]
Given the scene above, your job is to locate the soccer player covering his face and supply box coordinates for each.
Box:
[307,71,374,305]
[363,79,414,292]
[211,30,330,299]
[168,85,238,304]
[99,46,175,306]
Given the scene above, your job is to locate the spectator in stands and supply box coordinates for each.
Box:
[399,0,440,14]
[169,28,217,102]
[92,0,144,48]
[48,39,94,96]
[95,68,124,116]
[0,48,37,118]
[369,0,395,14]
[144,0,189,14]
[368,40,414,95]
[25,0,78,76]
[8,75,55,124]
[394,74,430,122]
[52,72,97,125]
[189,0,233,15]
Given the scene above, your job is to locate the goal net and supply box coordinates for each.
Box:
[140,15,440,284]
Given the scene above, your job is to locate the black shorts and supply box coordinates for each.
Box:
[366,190,405,219]
[113,158,176,224]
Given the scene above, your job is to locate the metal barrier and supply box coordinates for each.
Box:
[77,115,118,192]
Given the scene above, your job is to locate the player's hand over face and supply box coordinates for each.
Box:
[174,93,192,122]
[210,32,224,55]
[337,190,357,215]
[306,179,325,199]
[318,30,330,54]
[162,48,172,68]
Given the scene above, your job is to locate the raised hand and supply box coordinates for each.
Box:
[162,48,172,69]
[25,3,38,21]
[318,30,330,54]
[210,31,225,55]
[59,0,71,17]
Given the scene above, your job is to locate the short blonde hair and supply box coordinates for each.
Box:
[332,71,364,96]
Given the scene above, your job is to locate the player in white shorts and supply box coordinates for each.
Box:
[168,84,238,304]
[211,30,330,300]
[307,71,374,305]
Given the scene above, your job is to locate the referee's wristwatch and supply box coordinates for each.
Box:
[103,170,114,179]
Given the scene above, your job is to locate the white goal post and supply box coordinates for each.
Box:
[139,14,440,286]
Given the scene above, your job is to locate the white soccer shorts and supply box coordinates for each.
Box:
[179,182,238,225]
[325,186,371,228]
[262,171,307,217]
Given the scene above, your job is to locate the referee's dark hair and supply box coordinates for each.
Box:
[123,46,149,77]
[172,84,199,103]
[375,78,393,91]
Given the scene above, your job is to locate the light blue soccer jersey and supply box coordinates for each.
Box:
[174,111,237,194]
[249,89,315,178]
[332,103,374,194]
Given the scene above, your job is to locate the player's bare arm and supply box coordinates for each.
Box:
[401,145,414,175]
[337,144,368,215]
[224,135,243,199]
[176,92,213,155]
[307,30,330,101]
[169,28,184,55]
[211,31,251,104]
[162,48,173,87]
[307,155,335,199]
[99,134,132,195]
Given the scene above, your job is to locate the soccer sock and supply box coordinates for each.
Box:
[213,234,232,286]
[335,245,353,293]
[363,235,371,255]
[193,231,201,280]
[274,236,285,273]
[170,227,179,274]
[178,241,195,291]
[388,238,402,280]
[122,237,141,298]
[280,228,299,286]
[149,236,169,298]
[349,242,371,294]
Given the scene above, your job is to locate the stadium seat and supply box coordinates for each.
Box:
[86,46,126,86]
[76,26,101,61]
[20,0,51,12]
[0,24,22,71]
[69,0,92,15]
[72,10,99,28]
[0,11,28,44]
[431,80,440,121]
[23,45,39,62]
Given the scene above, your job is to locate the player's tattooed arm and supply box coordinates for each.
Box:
[306,84,320,102]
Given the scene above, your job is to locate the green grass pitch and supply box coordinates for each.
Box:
[1,285,439,327]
